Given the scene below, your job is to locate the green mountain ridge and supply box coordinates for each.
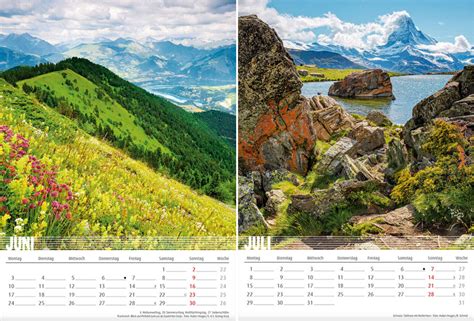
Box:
[1,58,235,203]
[17,69,168,154]
[0,78,235,238]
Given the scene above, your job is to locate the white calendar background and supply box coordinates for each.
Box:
[1,249,473,320]
[0,250,235,320]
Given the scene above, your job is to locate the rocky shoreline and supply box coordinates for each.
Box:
[238,15,473,249]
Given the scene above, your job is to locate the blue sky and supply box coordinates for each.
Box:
[269,0,473,42]
[239,0,473,53]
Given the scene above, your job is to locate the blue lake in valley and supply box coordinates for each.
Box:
[302,74,452,124]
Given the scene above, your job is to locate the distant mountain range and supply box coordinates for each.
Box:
[0,33,235,84]
[284,15,473,74]
[0,47,47,70]
[182,46,236,83]
[0,33,57,56]
[288,49,363,69]
[0,33,236,113]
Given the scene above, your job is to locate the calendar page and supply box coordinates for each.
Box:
[1,236,473,320]
[2,0,474,320]
[235,236,474,321]
[238,249,472,320]
[0,240,236,321]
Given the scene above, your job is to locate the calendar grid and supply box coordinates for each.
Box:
[238,250,472,320]
[1,251,235,320]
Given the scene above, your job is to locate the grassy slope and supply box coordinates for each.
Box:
[296,65,404,82]
[0,78,235,237]
[0,58,235,202]
[18,69,169,154]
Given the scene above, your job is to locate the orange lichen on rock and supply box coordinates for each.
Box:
[239,98,316,175]
[238,15,317,175]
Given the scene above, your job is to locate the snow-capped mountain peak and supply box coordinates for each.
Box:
[283,14,471,74]
[381,16,437,52]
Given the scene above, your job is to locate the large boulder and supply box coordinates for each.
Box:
[451,65,474,97]
[439,95,474,118]
[349,205,418,236]
[308,95,338,110]
[238,15,316,175]
[317,137,357,174]
[404,65,474,156]
[348,123,386,155]
[410,82,462,126]
[328,69,395,99]
[308,95,355,141]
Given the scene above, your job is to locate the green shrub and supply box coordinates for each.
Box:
[322,204,353,235]
[391,120,473,229]
[344,217,385,236]
[272,210,324,236]
[307,171,338,190]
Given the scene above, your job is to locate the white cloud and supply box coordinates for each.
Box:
[239,1,408,49]
[418,35,472,53]
[0,0,236,48]
[317,34,331,45]
[239,2,471,53]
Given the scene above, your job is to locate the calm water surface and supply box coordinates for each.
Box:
[302,74,452,124]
